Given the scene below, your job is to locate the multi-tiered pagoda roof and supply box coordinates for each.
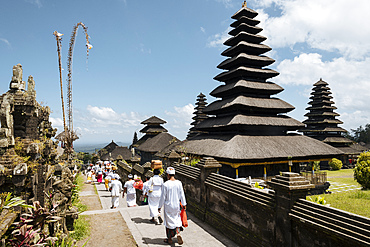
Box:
[182,3,342,168]
[133,116,168,147]
[300,79,353,151]
[187,93,208,139]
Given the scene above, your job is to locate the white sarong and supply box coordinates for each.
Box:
[148,196,160,217]
[126,193,136,207]
[159,180,186,229]
[112,196,119,208]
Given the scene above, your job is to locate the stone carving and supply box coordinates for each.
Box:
[27,75,36,96]
[10,64,25,91]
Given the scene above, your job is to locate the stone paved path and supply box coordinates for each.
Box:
[327,181,361,193]
[80,178,238,247]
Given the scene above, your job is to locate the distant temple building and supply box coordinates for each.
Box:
[187,93,208,139]
[180,3,342,178]
[100,140,140,163]
[300,79,358,167]
[135,116,179,164]
[133,116,168,147]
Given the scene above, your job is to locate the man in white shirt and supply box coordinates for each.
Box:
[123,174,136,207]
[109,174,123,209]
[158,167,187,245]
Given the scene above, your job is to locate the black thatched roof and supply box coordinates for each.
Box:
[136,132,179,153]
[187,93,208,139]
[156,140,185,158]
[101,146,140,161]
[182,134,342,164]
[139,125,168,134]
[300,79,353,149]
[181,4,342,165]
[141,116,166,125]
[101,140,118,154]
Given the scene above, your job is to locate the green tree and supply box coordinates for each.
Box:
[354,151,370,189]
[346,124,370,143]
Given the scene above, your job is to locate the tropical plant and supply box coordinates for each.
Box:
[13,201,61,233]
[329,158,342,170]
[308,161,320,171]
[309,195,330,206]
[47,237,88,247]
[0,193,33,214]
[7,224,48,247]
[354,151,370,189]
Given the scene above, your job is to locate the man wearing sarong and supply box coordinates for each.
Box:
[123,174,136,207]
[109,174,122,209]
[148,169,163,224]
[158,167,186,245]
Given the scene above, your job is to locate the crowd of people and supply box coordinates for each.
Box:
[84,160,187,245]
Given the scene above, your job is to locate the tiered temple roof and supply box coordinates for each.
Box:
[300,79,354,151]
[134,116,168,147]
[187,93,208,139]
[181,3,342,167]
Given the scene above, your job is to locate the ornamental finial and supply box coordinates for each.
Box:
[242,1,247,7]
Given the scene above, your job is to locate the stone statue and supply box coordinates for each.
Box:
[10,64,25,91]
[27,75,36,97]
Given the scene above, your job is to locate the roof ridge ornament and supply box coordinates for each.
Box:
[242,1,247,7]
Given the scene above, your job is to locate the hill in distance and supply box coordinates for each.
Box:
[73,142,131,153]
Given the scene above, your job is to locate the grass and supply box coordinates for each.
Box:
[307,168,370,218]
[75,174,85,191]
[69,215,91,241]
[72,174,88,213]
[326,169,359,186]
[69,173,91,243]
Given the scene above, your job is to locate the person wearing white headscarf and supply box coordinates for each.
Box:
[123,174,136,207]
[158,167,186,245]
[109,174,123,209]
[147,169,164,224]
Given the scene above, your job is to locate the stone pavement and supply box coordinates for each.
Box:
[81,181,238,247]
[327,181,361,193]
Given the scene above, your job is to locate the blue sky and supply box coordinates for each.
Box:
[1,0,370,145]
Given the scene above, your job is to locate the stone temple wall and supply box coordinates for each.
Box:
[117,157,370,247]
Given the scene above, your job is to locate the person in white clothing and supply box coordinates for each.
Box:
[123,174,136,207]
[148,169,164,224]
[109,174,123,209]
[158,167,186,245]
[141,176,150,205]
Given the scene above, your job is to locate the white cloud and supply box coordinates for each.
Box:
[139,43,151,54]
[276,53,370,123]
[165,104,194,139]
[253,0,370,59]
[50,117,63,128]
[200,27,206,33]
[25,0,42,8]
[87,105,119,120]
[215,0,234,8]
[0,38,11,48]
[207,27,232,48]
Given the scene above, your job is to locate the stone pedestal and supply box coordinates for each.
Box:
[196,157,222,208]
[268,172,314,247]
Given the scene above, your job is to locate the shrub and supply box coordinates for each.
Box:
[308,161,320,171]
[329,158,342,170]
[354,151,370,189]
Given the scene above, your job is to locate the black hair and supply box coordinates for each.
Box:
[153,169,160,175]
[168,174,175,178]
